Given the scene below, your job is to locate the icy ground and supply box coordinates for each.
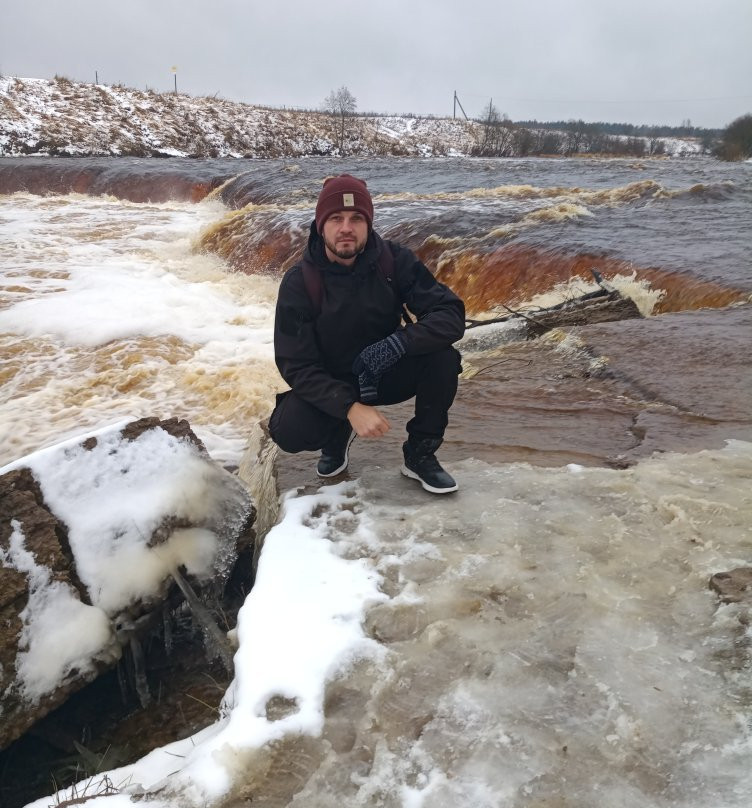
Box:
[25,439,752,808]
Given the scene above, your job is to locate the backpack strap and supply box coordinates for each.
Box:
[380,242,414,324]
[300,240,411,322]
[380,239,395,284]
[301,260,323,313]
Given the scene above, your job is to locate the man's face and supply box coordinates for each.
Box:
[321,210,369,265]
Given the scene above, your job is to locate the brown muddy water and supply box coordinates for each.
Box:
[0,156,751,807]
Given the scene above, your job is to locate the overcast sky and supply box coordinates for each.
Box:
[2,0,750,128]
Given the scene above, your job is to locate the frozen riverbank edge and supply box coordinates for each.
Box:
[23,432,752,808]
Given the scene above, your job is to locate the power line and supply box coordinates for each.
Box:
[456,90,752,104]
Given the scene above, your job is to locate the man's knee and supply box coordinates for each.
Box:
[268,393,297,452]
[269,391,312,453]
[423,346,462,378]
[269,391,338,453]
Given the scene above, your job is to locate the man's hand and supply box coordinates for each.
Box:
[347,402,390,438]
[352,332,407,403]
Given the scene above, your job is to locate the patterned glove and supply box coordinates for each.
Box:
[352,332,408,403]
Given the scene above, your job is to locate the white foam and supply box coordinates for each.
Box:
[526,272,664,317]
[0,194,280,468]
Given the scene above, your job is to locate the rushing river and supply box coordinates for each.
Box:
[1,156,751,808]
[1,156,750,471]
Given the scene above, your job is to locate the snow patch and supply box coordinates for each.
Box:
[0,520,115,702]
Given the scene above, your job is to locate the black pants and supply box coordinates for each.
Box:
[269,347,461,453]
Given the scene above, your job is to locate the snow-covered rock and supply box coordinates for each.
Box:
[0,417,254,750]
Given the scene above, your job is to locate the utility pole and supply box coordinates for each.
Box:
[453,91,468,121]
[171,66,178,95]
[95,70,98,85]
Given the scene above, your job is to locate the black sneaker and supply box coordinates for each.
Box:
[401,438,458,494]
[317,423,356,477]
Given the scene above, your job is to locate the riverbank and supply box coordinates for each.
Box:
[1,77,704,159]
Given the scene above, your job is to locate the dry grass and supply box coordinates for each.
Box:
[0,77,480,158]
[51,773,122,807]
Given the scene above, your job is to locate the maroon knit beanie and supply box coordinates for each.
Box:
[315,174,374,233]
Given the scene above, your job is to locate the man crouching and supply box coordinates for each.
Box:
[270,174,465,494]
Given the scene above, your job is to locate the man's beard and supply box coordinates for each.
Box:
[323,234,366,261]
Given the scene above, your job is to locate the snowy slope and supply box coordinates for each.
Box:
[0,76,479,158]
[0,76,701,159]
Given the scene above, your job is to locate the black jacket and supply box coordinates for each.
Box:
[274,223,465,419]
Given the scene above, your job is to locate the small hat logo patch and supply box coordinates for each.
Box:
[342,193,355,207]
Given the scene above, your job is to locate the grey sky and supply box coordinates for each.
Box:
[2,0,750,128]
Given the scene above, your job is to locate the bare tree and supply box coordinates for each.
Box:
[513,127,535,157]
[475,101,514,156]
[717,114,752,161]
[647,129,666,156]
[564,119,590,154]
[479,100,501,153]
[700,131,717,155]
[323,86,357,153]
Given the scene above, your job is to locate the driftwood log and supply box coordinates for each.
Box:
[465,270,643,337]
